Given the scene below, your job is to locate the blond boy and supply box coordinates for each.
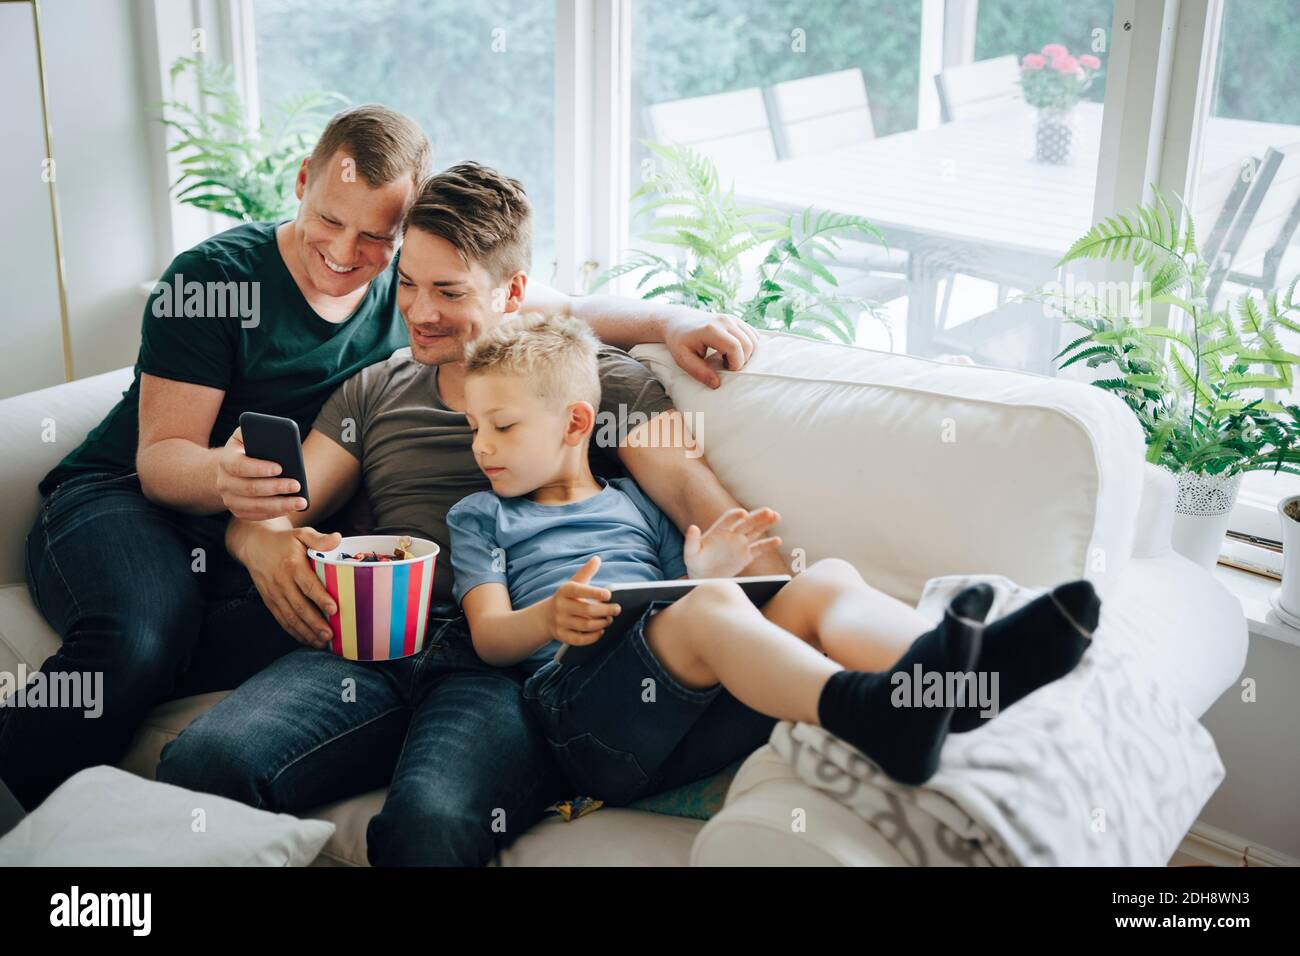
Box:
[448,314,1100,796]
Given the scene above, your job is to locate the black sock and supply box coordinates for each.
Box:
[949,579,1099,733]
[816,584,989,785]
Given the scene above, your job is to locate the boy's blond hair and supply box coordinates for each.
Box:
[464,312,601,412]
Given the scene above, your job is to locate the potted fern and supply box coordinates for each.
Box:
[591,143,889,345]
[1036,189,1300,568]
[159,56,345,223]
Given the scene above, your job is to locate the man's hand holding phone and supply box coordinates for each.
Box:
[221,412,330,645]
[216,429,307,519]
[217,413,313,520]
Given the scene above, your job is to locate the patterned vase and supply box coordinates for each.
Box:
[1035,107,1074,164]
[1170,469,1243,569]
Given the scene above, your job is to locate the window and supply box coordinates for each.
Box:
[623,0,1115,370]
[251,0,557,277]
[1182,0,1300,539]
[178,0,1300,551]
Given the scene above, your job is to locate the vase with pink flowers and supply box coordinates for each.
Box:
[1019,44,1103,164]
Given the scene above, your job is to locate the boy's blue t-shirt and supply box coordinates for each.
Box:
[446,476,687,667]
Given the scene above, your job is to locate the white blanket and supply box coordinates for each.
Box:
[769,574,1226,866]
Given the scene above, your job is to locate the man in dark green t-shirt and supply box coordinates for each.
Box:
[2,106,760,812]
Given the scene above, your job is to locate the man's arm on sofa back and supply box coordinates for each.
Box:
[619,410,788,578]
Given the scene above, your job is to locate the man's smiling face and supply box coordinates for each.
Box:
[289,150,414,298]
[395,226,526,366]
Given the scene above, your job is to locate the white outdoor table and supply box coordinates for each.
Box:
[732,102,1296,368]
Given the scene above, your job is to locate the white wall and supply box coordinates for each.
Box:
[1,2,70,398]
[1,0,170,398]
[1197,633,1300,859]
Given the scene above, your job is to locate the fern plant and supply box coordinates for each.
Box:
[1034,188,1300,477]
[591,143,890,344]
[159,56,345,223]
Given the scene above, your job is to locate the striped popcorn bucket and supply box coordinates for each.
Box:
[308,536,441,661]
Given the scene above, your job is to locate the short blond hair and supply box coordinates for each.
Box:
[309,104,433,189]
[464,312,601,411]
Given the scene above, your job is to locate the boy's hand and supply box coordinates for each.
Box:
[683,507,782,579]
[547,556,622,646]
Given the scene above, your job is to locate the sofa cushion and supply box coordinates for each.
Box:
[494,807,702,866]
[118,692,229,779]
[0,368,135,587]
[304,789,386,866]
[631,332,1146,604]
[692,745,909,866]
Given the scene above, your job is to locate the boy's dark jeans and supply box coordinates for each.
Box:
[525,601,777,805]
[0,472,299,809]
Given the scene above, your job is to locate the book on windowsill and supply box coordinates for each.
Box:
[1218,531,1283,580]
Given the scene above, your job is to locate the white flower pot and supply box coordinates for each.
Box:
[1169,470,1242,569]
[1276,495,1300,618]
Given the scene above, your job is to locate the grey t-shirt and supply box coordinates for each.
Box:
[312,345,676,603]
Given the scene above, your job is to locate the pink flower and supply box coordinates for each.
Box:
[1021,53,1047,70]
[1052,54,1080,74]
[1041,43,1069,58]
[1078,54,1101,69]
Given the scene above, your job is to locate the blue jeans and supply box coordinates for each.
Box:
[523,601,777,805]
[155,615,564,866]
[2,472,299,809]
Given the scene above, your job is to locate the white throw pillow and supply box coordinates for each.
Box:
[0,766,334,866]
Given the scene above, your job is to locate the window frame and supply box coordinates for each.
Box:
[146,0,251,258]
[554,0,632,294]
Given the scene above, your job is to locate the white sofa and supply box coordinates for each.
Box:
[0,330,1247,865]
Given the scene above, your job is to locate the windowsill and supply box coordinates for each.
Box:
[1211,562,1300,649]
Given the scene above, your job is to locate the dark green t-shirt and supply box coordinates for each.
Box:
[41,221,409,495]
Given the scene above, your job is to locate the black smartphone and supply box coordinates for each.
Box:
[238,411,310,509]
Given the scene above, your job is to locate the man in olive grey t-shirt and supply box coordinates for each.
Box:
[310,345,676,604]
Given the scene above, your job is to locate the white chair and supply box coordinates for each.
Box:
[1210,141,1300,308]
[934,54,1020,123]
[1197,151,1262,299]
[764,68,876,159]
[643,87,777,177]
